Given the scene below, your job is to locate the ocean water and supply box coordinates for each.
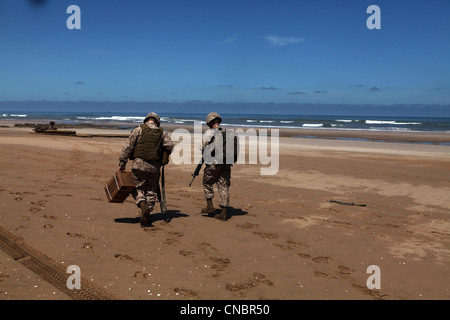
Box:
[1,111,450,133]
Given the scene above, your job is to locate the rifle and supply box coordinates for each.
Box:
[157,166,167,213]
[188,158,203,187]
[189,131,218,187]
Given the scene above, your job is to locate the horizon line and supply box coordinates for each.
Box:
[0,100,449,107]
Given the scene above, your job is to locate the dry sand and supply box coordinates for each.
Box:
[0,125,449,300]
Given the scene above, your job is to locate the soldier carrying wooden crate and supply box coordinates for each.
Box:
[117,113,174,227]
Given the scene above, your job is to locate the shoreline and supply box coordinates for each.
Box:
[2,119,450,145]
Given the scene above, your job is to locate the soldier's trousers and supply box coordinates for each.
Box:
[203,164,231,208]
[131,168,160,212]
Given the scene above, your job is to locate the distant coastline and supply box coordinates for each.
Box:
[2,115,450,146]
[1,111,450,132]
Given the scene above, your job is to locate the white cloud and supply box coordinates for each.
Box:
[263,35,304,47]
[219,33,240,44]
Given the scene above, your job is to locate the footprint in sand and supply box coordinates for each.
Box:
[164,238,179,245]
[66,232,85,238]
[168,231,184,238]
[298,254,330,264]
[179,250,193,257]
[162,231,184,244]
[114,254,139,262]
[200,242,218,252]
[83,242,94,252]
[314,271,329,278]
[312,256,330,264]
[338,265,351,275]
[351,283,387,300]
[29,207,41,213]
[173,287,198,298]
[253,231,279,240]
[29,200,47,213]
[10,191,30,202]
[225,272,273,296]
[253,272,274,286]
[225,280,257,292]
[275,240,304,251]
[235,223,259,229]
[210,256,231,277]
[0,273,10,282]
[134,271,150,279]
[210,257,231,265]
[298,253,312,259]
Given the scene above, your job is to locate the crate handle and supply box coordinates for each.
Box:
[105,184,112,200]
[114,173,120,190]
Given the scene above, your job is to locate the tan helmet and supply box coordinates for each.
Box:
[143,112,160,126]
[205,112,222,127]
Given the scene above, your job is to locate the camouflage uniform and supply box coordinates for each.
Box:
[202,127,231,208]
[119,121,174,213]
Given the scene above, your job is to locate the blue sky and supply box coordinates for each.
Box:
[0,0,449,113]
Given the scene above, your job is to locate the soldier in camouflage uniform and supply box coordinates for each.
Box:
[118,113,174,226]
[201,112,231,221]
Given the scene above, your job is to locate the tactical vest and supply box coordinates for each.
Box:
[133,124,164,162]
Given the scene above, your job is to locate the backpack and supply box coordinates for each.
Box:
[205,128,239,165]
[220,128,239,164]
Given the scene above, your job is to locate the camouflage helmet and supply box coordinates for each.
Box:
[205,112,222,127]
[143,112,160,126]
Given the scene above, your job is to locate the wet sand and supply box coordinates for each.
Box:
[0,125,449,300]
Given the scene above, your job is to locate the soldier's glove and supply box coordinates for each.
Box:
[118,161,127,172]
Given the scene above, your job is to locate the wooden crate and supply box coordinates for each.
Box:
[105,171,135,203]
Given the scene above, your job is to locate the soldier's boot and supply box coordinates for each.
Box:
[139,201,151,226]
[215,206,228,221]
[201,199,215,216]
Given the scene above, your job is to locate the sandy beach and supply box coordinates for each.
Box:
[0,124,449,300]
